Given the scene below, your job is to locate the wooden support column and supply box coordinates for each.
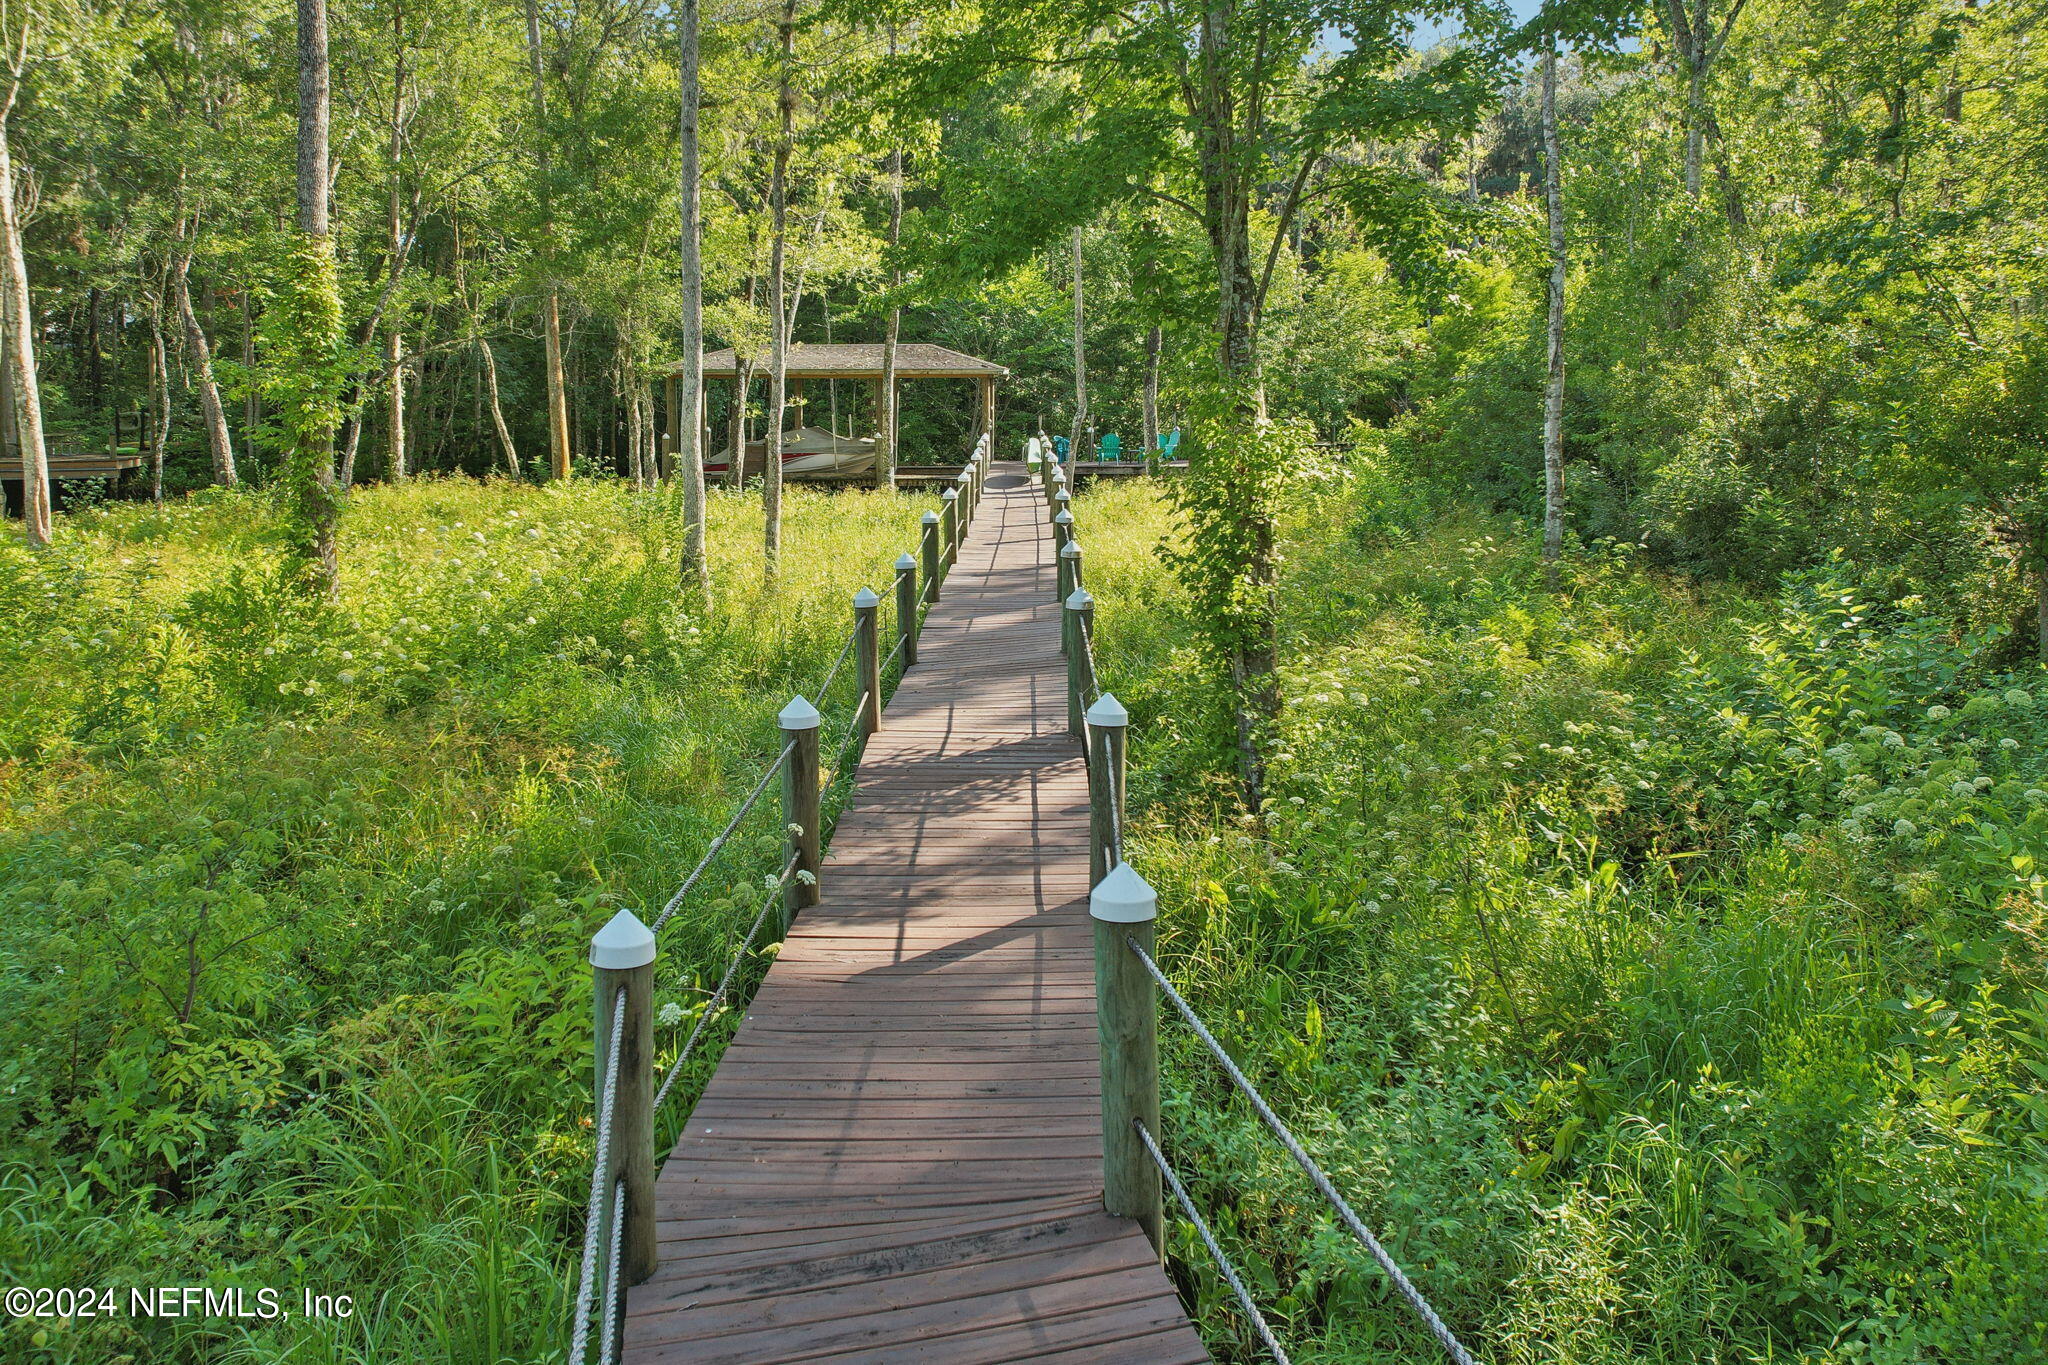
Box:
[1091,864,1163,1256]
[780,696,822,929]
[591,910,658,1301]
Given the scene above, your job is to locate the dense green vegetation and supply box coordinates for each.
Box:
[0,480,925,1361]
[1083,472,2048,1363]
[3,0,2045,1355]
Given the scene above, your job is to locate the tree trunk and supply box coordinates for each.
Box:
[175,250,237,486]
[876,141,901,487]
[763,0,794,584]
[1541,45,1567,585]
[524,0,571,480]
[386,328,407,480]
[1141,323,1161,472]
[677,0,711,606]
[0,110,49,545]
[479,336,518,475]
[148,302,171,502]
[727,355,753,488]
[1069,226,1089,458]
[241,291,260,460]
[1683,61,1705,198]
[1194,0,1277,808]
[291,0,341,593]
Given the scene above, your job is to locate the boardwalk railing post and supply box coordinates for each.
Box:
[853,588,882,737]
[1065,588,1093,723]
[1052,512,1074,602]
[956,468,974,531]
[921,511,942,603]
[1091,864,1163,1256]
[941,487,960,567]
[779,696,822,929]
[1086,692,1127,884]
[1061,538,1084,598]
[591,908,658,1315]
[894,553,918,668]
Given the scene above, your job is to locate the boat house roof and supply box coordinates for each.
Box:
[687,344,1009,381]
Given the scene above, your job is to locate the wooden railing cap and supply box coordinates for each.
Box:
[591,908,657,968]
[1090,863,1157,924]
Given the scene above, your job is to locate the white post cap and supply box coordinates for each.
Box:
[922,510,940,525]
[1090,862,1157,924]
[778,694,822,730]
[1054,488,1071,503]
[1053,509,1074,525]
[895,552,915,571]
[942,487,959,501]
[1085,691,1128,727]
[591,908,656,969]
[853,587,880,608]
[1066,587,1093,610]
[956,468,972,481]
[1061,540,1082,558]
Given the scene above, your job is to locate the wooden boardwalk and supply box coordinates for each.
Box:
[622,464,1207,1363]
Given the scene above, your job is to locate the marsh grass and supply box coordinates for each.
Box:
[1079,474,2048,1364]
[0,476,934,1363]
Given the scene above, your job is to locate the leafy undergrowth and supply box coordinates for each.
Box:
[0,477,932,1363]
[1080,474,2048,1365]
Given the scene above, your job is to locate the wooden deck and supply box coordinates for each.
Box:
[622,464,1207,1363]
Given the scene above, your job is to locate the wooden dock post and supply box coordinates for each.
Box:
[956,468,974,531]
[1061,538,1084,597]
[941,487,960,567]
[1090,863,1163,1256]
[853,588,882,736]
[894,553,918,668]
[1065,587,1092,718]
[591,908,658,1304]
[1085,691,1127,883]
[921,511,942,602]
[779,696,822,928]
[1052,511,1073,602]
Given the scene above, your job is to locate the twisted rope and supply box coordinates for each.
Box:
[814,627,858,701]
[596,1174,626,1365]
[567,986,628,1365]
[1127,939,1478,1365]
[1136,1120,1292,1365]
[649,739,795,936]
[652,853,800,1115]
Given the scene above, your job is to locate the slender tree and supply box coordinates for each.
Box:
[271,0,346,591]
[1541,42,1566,582]
[762,0,795,582]
[523,0,571,479]
[676,0,710,605]
[0,11,50,546]
[874,21,902,489]
[173,229,238,485]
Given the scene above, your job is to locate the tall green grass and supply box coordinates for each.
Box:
[0,476,935,1363]
[1079,474,2048,1364]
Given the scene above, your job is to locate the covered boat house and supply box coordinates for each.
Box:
[665,343,1007,480]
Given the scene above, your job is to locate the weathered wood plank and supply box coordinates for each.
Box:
[622,464,1205,1364]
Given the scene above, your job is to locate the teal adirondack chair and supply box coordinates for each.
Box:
[1098,432,1121,461]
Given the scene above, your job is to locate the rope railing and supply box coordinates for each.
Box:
[567,985,628,1365]
[569,435,995,1361]
[1126,934,1478,1365]
[814,626,858,701]
[649,738,795,936]
[652,852,802,1114]
[1136,1119,1293,1365]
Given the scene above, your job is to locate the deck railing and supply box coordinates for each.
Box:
[568,435,992,1365]
[1037,453,1478,1365]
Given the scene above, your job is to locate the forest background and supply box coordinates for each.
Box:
[2,0,2045,1359]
